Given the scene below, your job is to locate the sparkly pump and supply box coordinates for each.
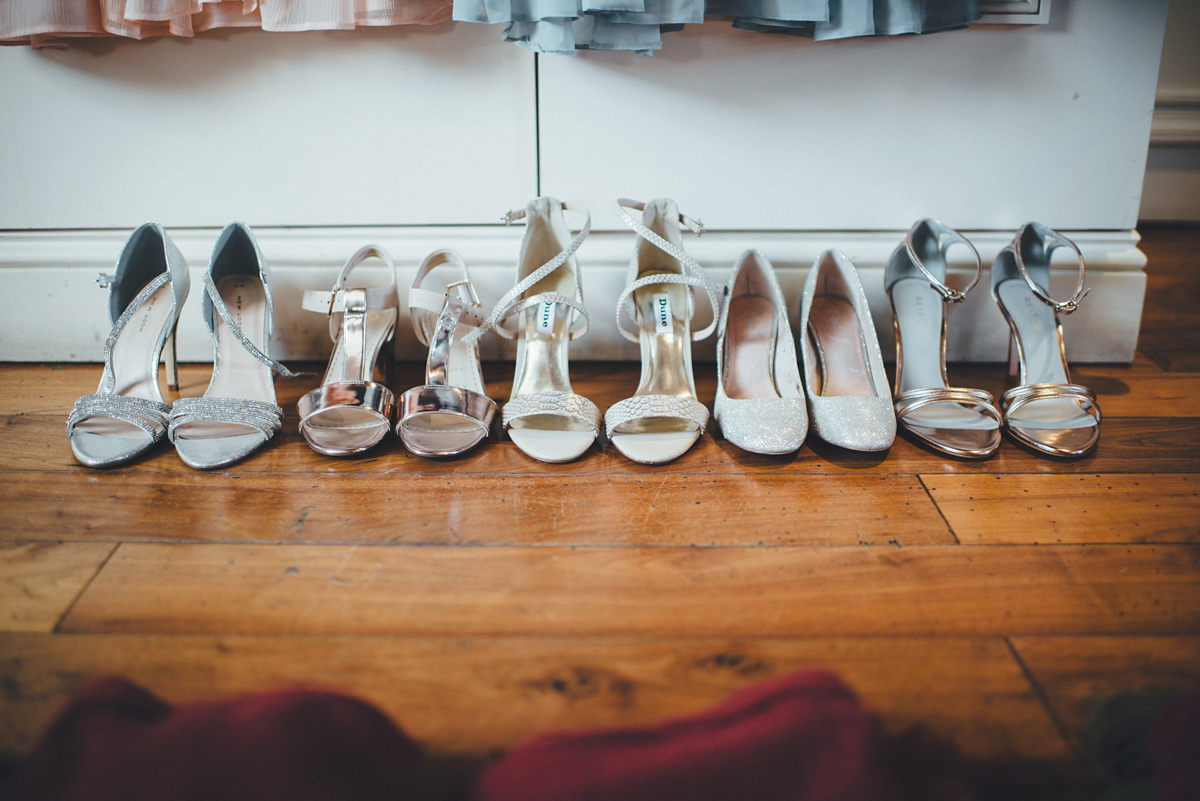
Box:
[168,223,295,469]
[67,223,190,468]
[713,250,807,455]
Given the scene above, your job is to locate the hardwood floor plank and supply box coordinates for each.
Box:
[0,633,1067,761]
[0,542,115,632]
[0,472,950,546]
[925,474,1200,544]
[7,414,1200,476]
[1011,635,1200,745]
[59,543,1200,638]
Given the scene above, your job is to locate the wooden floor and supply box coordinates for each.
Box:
[2,226,1199,784]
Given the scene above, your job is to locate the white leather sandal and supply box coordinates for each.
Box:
[886,219,1001,458]
[297,246,398,456]
[396,250,499,458]
[992,223,1100,458]
[67,222,190,468]
[463,197,600,463]
[169,223,295,469]
[798,249,895,452]
[714,250,808,455]
[605,198,722,464]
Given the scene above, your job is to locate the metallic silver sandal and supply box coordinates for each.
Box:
[396,250,498,458]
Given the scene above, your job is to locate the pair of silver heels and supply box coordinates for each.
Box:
[68,222,294,469]
[298,197,599,463]
[887,219,1100,459]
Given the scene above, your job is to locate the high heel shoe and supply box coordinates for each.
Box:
[168,222,295,469]
[67,222,190,468]
[885,219,1001,458]
[396,250,499,457]
[605,198,722,464]
[463,197,600,462]
[798,249,895,452]
[992,223,1100,457]
[713,249,807,455]
[297,246,399,456]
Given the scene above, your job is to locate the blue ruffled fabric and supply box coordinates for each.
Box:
[453,0,981,54]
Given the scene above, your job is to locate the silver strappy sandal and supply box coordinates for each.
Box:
[396,250,499,458]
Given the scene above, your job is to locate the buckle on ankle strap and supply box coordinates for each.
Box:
[445,277,481,307]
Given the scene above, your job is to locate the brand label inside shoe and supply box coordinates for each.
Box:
[536,301,556,333]
[653,293,672,333]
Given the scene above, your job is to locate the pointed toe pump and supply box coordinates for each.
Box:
[714,250,807,455]
[67,223,190,468]
[992,223,1100,458]
[466,197,600,463]
[798,249,896,452]
[605,198,722,465]
[397,250,499,458]
[168,223,295,469]
[886,219,1001,459]
[297,246,398,456]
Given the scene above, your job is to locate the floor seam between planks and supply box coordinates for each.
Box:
[1004,636,1080,759]
[50,541,119,635]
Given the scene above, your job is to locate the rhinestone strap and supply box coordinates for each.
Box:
[895,386,1001,422]
[203,271,296,379]
[504,391,602,434]
[67,394,171,439]
[1000,383,1101,420]
[168,396,284,442]
[98,272,172,394]
[605,395,709,437]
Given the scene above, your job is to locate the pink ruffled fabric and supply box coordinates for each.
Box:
[0,0,452,48]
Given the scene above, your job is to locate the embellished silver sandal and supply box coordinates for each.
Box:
[396,250,498,458]
[992,223,1100,458]
[297,246,398,456]
[462,197,599,463]
[67,222,190,468]
[168,222,295,469]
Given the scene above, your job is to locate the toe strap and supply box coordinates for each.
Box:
[168,397,284,442]
[1001,383,1100,421]
[298,382,396,429]
[605,395,709,438]
[895,387,1001,422]
[503,391,601,434]
[68,394,171,440]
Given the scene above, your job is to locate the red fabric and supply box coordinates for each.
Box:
[477,669,903,801]
[2,676,423,801]
[1151,688,1200,801]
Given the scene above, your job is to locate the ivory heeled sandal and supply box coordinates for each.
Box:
[992,223,1100,458]
[885,219,1001,458]
[464,197,600,463]
[67,223,190,468]
[605,198,722,465]
[297,246,398,456]
[798,249,896,452]
[397,250,499,457]
[714,250,807,455]
[168,223,295,469]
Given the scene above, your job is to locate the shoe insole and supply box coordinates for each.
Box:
[75,280,175,438]
[176,275,275,440]
[510,218,575,419]
[996,278,1096,430]
[892,279,996,429]
[807,295,873,397]
[724,294,778,400]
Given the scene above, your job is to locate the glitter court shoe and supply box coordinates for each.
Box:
[67,223,190,468]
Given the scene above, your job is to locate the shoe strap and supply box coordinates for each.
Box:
[604,394,709,437]
[1005,223,1090,315]
[202,269,297,379]
[408,250,491,346]
[67,394,171,440]
[301,245,398,331]
[895,386,1001,422]
[168,396,284,442]
[97,271,173,396]
[903,219,981,304]
[503,390,601,435]
[1001,382,1100,419]
[463,202,592,346]
[613,198,721,344]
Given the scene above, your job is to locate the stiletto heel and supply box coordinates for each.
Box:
[396,250,499,457]
[67,222,190,468]
[992,222,1100,458]
[168,222,295,469]
[713,250,807,455]
[297,245,399,456]
[164,323,180,391]
[605,198,722,465]
[463,197,600,462]
[798,249,895,452]
[885,219,1001,458]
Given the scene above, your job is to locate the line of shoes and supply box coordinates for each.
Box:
[67,198,1101,470]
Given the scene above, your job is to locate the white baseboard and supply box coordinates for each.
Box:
[0,226,1146,364]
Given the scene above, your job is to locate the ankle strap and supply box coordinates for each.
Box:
[903,219,981,304]
[1005,222,1090,315]
[302,245,398,340]
[408,249,490,346]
